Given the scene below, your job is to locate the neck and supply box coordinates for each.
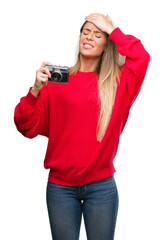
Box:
[79,54,100,72]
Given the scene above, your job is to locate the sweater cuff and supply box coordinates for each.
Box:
[25,87,41,106]
[109,27,127,45]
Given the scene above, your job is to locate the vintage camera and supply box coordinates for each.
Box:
[45,65,69,83]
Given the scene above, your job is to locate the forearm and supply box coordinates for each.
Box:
[31,86,40,97]
[14,89,41,138]
[106,25,116,35]
[109,27,150,75]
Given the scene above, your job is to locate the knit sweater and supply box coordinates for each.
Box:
[14,28,150,186]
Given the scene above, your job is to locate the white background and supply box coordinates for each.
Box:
[0,0,164,239]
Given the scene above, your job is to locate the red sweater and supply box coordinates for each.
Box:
[14,28,150,186]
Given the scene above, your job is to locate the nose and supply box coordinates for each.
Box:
[86,33,94,41]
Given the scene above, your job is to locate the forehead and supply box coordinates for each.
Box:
[83,22,104,34]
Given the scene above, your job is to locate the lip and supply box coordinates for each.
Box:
[83,42,94,49]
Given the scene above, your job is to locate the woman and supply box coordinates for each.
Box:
[14,13,150,240]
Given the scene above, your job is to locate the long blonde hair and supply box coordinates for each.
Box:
[70,22,122,142]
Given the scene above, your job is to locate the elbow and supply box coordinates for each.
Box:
[144,50,151,65]
[139,50,151,75]
[14,118,39,139]
[14,125,37,139]
[137,43,151,71]
[21,129,38,139]
[23,133,37,139]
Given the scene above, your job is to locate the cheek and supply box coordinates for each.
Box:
[79,36,84,48]
[96,40,107,53]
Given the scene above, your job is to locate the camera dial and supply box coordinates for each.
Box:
[51,70,62,82]
[45,65,69,84]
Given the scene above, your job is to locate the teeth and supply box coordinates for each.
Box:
[84,44,93,48]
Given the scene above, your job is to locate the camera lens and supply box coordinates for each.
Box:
[51,72,62,82]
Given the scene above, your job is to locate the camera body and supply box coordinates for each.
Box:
[45,65,69,83]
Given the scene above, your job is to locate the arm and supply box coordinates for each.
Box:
[14,86,49,138]
[14,62,52,138]
[109,27,150,105]
[85,13,150,106]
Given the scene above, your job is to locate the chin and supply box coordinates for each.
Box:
[80,51,100,59]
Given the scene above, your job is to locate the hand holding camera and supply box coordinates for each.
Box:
[31,61,52,96]
[31,62,69,97]
[45,65,69,84]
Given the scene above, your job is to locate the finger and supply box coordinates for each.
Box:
[39,73,49,80]
[85,15,96,21]
[38,76,48,84]
[85,16,96,25]
[40,67,51,78]
[36,70,49,81]
[85,13,98,20]
[86,13,105,19]
[86,13,102,17]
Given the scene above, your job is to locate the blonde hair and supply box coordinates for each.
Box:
[70,22,122,142]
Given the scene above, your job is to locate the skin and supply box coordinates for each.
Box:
[79,21,108,72]
[31,13,115,97]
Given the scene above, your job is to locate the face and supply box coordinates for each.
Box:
[79,22,107,59]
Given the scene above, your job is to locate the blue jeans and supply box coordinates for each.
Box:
[46,175,119,240]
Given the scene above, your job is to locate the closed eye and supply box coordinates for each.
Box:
[95,35,101,38]
[82,29,102,38]
[83,30,89,35]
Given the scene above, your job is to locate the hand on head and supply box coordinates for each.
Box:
[85,13,115,35]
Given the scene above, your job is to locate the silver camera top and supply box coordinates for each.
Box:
[45,64,69,84]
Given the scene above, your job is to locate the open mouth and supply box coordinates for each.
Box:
[83,43,94,49]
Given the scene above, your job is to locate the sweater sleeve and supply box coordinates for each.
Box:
[109,27,150,106]
[14,86,49,139]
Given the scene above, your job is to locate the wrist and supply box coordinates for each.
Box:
[31,86,40,97]
[106,26,116,35]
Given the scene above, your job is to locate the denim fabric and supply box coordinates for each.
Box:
[46,175,119,240]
